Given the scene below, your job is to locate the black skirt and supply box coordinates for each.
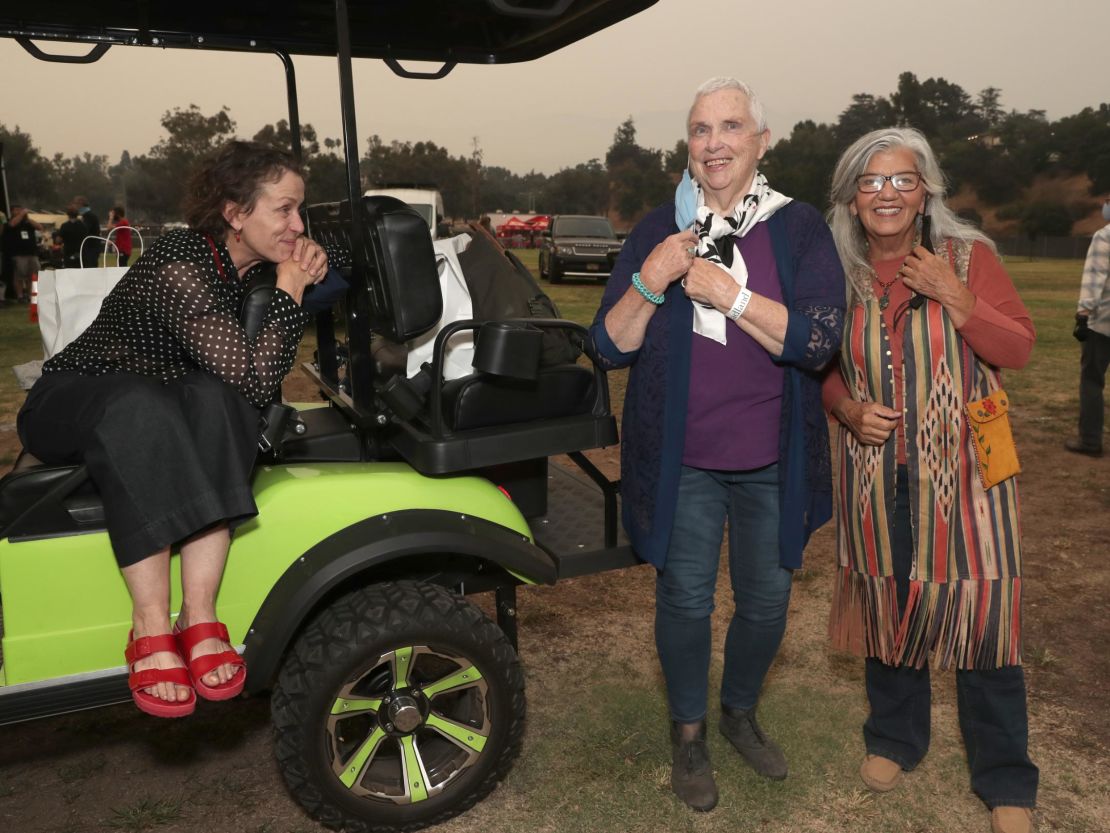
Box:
[17,370,259,567]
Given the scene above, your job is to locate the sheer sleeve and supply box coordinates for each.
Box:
[150,260,312,408]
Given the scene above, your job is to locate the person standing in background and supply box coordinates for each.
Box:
[74,195,102,266]
[1,204,42,303]
[1065,198,1110,457]
[58,205,88,268]
[108,206,133,268]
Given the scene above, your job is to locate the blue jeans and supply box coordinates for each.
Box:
[655,464,793,723]
[864,467,1038,809]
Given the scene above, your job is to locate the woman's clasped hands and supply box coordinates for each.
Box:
[276,236,329,304]
[642,230,747,312]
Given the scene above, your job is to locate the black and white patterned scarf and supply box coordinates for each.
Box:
[691,171,791,343]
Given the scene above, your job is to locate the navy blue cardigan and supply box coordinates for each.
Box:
[588,201,845,570]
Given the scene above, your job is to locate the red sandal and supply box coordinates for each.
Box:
[125,632,196,718]
[173,621,246,701]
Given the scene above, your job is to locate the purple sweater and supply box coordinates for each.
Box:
[684,222,784,470]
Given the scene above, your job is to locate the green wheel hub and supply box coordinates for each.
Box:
[328,645,491,804]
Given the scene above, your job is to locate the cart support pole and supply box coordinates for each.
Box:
[567,451,620,549]
[333,0,375,413]
[495,585,519,651]
[0,142,10,218]
[274,49,302,163]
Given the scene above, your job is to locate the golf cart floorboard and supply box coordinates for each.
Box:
[534,461,640,579]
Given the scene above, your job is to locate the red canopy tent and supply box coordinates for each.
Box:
[495,215,548,248]
[496,216,532,233]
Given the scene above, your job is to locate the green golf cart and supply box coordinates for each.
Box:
[0,2,657,830]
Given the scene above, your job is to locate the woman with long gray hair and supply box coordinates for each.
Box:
[822,127,1038,833]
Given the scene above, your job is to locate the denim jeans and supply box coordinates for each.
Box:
[864,467,1038,809]
[655,464,793,723]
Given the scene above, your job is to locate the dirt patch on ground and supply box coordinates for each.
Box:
[1,371,1107,832]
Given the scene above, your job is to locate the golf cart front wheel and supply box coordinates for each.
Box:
[272,580,525,833]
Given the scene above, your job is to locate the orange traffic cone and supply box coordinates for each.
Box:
[29,272,38,323]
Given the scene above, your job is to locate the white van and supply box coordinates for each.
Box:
[363,185,445,238]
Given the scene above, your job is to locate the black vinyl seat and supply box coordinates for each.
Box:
[0,453,104,540]
[441,364,596,432]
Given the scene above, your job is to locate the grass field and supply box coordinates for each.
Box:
[0,255,1106,833]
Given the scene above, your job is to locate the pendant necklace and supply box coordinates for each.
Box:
[871,232,920,311]
[875,271,898,310]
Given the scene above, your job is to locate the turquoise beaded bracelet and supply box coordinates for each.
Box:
[631,272,665,305]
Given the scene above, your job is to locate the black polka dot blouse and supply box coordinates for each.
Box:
[43,229,341,409]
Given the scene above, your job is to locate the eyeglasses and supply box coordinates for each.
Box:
[856,171,922,193]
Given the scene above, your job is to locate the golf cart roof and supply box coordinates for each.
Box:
[0,0,657,64]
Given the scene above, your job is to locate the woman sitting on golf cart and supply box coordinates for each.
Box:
[17,140,335,718]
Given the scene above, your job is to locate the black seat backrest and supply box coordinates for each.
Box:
[307,196,442,343]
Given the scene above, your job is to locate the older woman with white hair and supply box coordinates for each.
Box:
[588,77,845,811]
[822,127,1037,833]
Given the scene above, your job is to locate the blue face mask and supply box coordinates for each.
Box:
[674,169,697,230]
[1102,201,1110,222]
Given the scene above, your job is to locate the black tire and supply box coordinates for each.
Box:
[548,258,563,284]
[538,252,550,281]
[272,580,525,833]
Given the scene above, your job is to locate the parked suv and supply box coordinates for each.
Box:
[538,215,622,283]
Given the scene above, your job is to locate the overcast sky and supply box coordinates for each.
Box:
[1,0,1106,177]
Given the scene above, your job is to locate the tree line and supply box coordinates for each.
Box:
[2,71,1108,236]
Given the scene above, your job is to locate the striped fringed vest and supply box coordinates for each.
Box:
[828,241,1023,671]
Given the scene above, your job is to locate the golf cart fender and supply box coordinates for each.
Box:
[242,507,555,693]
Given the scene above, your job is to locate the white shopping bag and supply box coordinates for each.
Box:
[405,233,476,381]
[37,265,128,359]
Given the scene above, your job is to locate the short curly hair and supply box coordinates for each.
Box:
[183,140,303,238]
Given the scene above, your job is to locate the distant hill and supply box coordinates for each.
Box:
[948,173,1105,239]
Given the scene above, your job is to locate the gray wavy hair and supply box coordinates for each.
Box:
[688,77,767,133]
[828,127,994,300]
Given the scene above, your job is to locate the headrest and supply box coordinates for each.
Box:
[361,196,443,342]
[306,196,443,343]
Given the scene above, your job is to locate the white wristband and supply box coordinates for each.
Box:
[726,287,752,321]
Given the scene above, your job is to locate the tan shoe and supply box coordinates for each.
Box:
[859,754,903,792]
[991,806,1033,833]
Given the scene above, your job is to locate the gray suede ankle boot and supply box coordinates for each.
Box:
[670,721,718,811]
[719,705,787,780]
